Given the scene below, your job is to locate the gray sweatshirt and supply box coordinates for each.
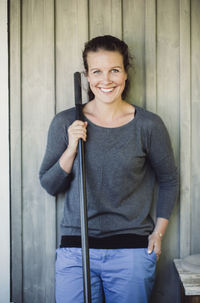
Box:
[39,105,179,238]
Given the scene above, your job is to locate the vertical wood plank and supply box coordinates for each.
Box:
[157,0,180,157]
[157,0,180,254]
[145,0,157,113]
[123,0,146,106]
[151,1,180,302]
[55,0,88,245]
[10,0,23,302]
[56,0,88,112]
[191,0,200,254]
[22,0,56,302]
[145,0,157,223]
[0,1,10,302]
[180,0,191,258]
[89,0,122,39]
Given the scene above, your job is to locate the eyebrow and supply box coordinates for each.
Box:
[90,66,123,71]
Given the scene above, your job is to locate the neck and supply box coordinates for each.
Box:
[92,98,125,122]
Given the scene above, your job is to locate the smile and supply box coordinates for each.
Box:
[99,87,115,93]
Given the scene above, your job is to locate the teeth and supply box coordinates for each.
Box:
[100,88,114,93]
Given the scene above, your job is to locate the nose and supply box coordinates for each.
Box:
[101,72,112,83]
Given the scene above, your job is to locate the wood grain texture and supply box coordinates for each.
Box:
[0,1,10,302]
[22,0,56,302]
[56,0,88,113]
[123,0,146,107]
[151,1,180,301]
[174,259,200,296]
[180,0,191,258]
[145,0,157,113]
[157,0,180,245]
[10,1,23,302]
[157,0,180,155]
[55,0,88,246]
[89,0,122,39]
[191,0,200,255]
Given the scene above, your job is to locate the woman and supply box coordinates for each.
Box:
[39,35,178,303]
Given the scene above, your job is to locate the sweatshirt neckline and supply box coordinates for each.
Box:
[82,104,139,130]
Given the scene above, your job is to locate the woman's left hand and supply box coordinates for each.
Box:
[147,232,162,261]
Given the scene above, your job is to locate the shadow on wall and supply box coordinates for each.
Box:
[150,261,181,303]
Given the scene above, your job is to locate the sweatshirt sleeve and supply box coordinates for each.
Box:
[147,116,179,219]
[39,113,72,196]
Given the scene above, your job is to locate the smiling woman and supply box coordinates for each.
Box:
[84,50,134,128]
[83,35,131,102]
[87,50,127,103]
[39,35,179,303]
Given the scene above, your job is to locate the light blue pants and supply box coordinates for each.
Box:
[55,247,156,303]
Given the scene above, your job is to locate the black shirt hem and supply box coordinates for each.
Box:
[60,234,148,249]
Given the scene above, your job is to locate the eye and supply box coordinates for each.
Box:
[93,70,101,74]
[111,68,120,73]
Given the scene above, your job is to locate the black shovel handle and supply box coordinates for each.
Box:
[74,72,83,119]
[74,72,91,303]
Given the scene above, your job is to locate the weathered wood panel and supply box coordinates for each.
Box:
[191,0,200,255]
[22,0,55,302]
[157,0,179,232]
[180,0,191,258]
[145,0,157,113]
[10,1,23,302]
[0,1,10,302]
[123,0,146,107]
[55,0,88,246]
[157,0,180,152]
[89,0,122,39]
[151,1,180,301]
[56,0,88,113]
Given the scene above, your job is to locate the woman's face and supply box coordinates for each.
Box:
[87,50,127,104]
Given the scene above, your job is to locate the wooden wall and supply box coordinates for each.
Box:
[0,1,10,302]
[9,0,200,302]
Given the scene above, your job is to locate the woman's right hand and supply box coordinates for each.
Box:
[67,120,88,154]
[59,120,88,174]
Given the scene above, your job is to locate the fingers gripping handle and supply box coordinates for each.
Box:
[74,72,83,121]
